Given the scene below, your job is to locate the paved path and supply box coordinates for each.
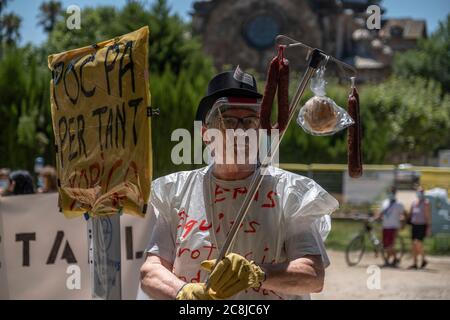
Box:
[312,250,450,299]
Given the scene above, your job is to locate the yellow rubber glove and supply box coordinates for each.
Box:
[175,283,218,300]
[201,253,265,299]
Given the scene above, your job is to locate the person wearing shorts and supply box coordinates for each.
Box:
[408,186,432,269]
[383,228,397,251]
[376,186,406,267]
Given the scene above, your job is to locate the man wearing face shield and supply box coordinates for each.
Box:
[140,69,338,300]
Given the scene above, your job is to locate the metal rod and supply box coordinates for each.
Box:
[205,49,325,288]
[275,35,357,77]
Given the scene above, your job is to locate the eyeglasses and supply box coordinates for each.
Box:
[205,97,262,128]
[218,116,261,130]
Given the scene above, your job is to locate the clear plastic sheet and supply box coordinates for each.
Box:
[142,165,338,299]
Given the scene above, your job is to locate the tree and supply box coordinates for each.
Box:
[40,0,217,176]
[0,45,51,171]
[280,76,450,165]
[1,12,21,45]
[0,0,9,15]
[5,0,215,177]
[46,0,207,75]
[0,0,10,55]
[370,77,450,163]
[394,14,450,92]
[0,0,448,177]
[37,0,62,34]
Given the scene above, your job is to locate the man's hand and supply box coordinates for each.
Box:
[140,254,186,300]
[176,283,218,300]
[201,253,265,299]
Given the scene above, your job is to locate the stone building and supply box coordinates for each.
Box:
[191,0,426,82]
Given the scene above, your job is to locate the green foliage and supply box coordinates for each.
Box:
[326,219,449,256]
[151,64,214,177]
[371,76,450,160]
[394,14,450,92]
[0,45,51,171]
[0,12,21,46]
[280,76,450,164]
[46,0,206,75]
[0,0,448,179]
[0,0,215,178]
[38,0,63,34]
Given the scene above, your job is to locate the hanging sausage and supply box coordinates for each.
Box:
[260,45,290,133]
[347,77,363,178]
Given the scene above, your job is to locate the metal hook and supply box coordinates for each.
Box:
[275,35,312,50]
[275,34,357,77]
[322,54,330,69]
[305,49,312,62]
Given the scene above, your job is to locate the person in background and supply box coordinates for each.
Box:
[37,166,58,193]
[3,170,35,196]
[407,186,432,269]
[375,186,406,267]
[0,168,11,195]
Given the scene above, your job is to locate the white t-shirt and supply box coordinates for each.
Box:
[381,199,404,229]
[145,165,338,300]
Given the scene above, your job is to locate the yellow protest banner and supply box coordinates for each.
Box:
[48,26,152,218]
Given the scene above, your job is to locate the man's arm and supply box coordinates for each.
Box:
[425,202,432,236]
[373,210,382,221]
[140,254,186,300]
[425,202,432,225]
[374,204,386,221]
[259,254,324,295]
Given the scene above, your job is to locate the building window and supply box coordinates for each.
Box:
[243,14,282,50]
[390,25,404,38]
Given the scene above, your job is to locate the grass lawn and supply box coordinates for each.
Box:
[326,219,450,256]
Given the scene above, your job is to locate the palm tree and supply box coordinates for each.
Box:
[1,12,21,45]
[0,0,11,51]
[0,0,10,16]
[37,0,62,34]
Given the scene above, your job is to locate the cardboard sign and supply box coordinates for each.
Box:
[0,193,155,299]
[48,26,152,218]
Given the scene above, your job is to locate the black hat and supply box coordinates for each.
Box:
[195,69,262,123]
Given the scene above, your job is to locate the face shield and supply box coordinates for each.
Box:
[204,97,262,166]
[205,97,261,130]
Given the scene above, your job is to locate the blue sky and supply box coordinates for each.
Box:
[6,0,450,46]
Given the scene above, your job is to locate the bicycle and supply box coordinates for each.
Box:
[345,217,406,267]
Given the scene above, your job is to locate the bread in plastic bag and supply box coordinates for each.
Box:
[297,66,354,136]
